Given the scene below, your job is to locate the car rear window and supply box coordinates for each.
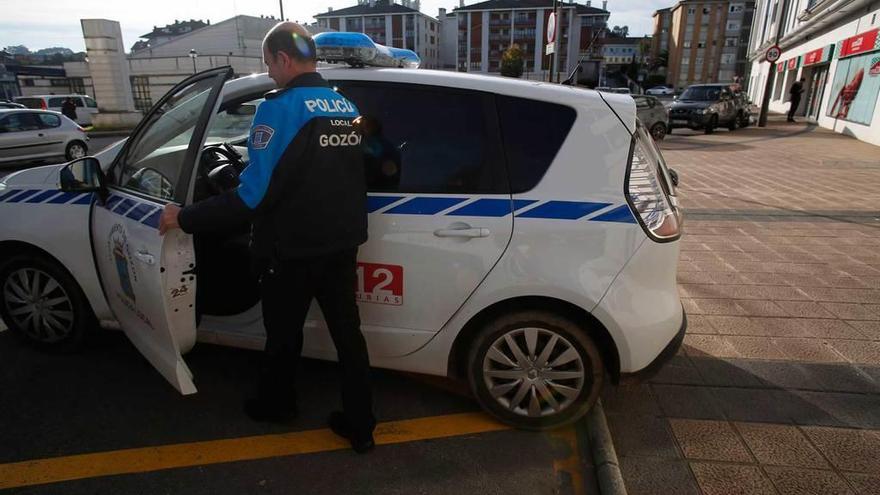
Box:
[15,98,42,109]
[496,96,576,193]
[37,113,61,128]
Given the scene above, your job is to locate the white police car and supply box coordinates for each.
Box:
[0,47,683,430]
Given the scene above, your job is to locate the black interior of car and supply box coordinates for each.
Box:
[192,136,260,317]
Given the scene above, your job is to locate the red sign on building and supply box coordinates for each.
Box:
[838,28,880,59]
[803,45,833,66]
[787,56,799,70]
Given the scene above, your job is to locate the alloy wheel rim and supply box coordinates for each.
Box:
[482,327,586,418]
[70,145,85,159]
[3,268,74,343]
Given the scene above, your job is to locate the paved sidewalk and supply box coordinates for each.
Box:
[604,116,880,495]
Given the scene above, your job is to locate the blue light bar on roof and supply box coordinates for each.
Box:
[314,31,421,69]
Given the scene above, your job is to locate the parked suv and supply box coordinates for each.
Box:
[0,65,684,430]
[14,94,98,126]
[668,83,743,134]
[0,109,88,165]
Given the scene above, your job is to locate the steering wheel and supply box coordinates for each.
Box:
[199,143,247,195]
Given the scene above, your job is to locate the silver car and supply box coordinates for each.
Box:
[633,95,670,140]
[0,109,89,165]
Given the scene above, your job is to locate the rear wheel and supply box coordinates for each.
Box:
[467,310,604,430]
[727,115,738,131]
[650,122,668,140]
[0,254,93,351]
[65,140,87,161]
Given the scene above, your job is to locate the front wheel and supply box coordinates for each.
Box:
[727,115,738,131]
[704,115,718,134]
[0,254,93,351]
[467,310,605,430]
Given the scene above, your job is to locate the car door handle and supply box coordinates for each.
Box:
[38,133,44,137]
[433,227,490,238]
[135,250,155,265]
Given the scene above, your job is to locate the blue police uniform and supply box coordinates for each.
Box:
[178,71,375,442]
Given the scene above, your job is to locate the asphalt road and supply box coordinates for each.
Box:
[0,329,596,494]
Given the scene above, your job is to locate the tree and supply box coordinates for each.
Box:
[500,43,524,78]
[611,25,629,38]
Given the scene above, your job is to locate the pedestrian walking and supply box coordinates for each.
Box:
[158,22,376,453]
[61,97,78,123]
[787,78,805,122]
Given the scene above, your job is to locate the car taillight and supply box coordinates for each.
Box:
[41,100,47,110]
[626,122,681,242]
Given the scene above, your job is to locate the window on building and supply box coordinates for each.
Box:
[729,4,744,13]
[683,41,692,48]
[728,22,740,31]
[130,76,152,113]
[681,57,690,65]
[697,42,705,48]
[68,77,86,95]
[702,7,711,14]
[688,7,696,14]
[721,53,736,64]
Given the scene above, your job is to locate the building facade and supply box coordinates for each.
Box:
[452,0,609,82]
[661,0,755,89]
[652,8,673,60]
[314,0,441,69]
[747,0,880,146]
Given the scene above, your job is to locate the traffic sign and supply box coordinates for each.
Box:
[765,45,782,63]
[547,12,557,43]
[545,42,555,55]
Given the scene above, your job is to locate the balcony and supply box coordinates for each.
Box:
[514,17,535,25]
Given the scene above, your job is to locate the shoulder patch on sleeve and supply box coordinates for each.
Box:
[251,124,275,150]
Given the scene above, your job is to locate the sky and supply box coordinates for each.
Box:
[0,0,667,53]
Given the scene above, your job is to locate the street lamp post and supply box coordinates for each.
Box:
[189,49,198,74]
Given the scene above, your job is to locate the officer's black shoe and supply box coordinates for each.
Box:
[328,411,375,454]
[243,397,298,423]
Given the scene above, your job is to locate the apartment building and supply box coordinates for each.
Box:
[658,0,755,89]
[747,0,880,146]
[314,0,441,69]
[452,0,610,81]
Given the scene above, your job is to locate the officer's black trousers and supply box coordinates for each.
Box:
[259,247,376,438]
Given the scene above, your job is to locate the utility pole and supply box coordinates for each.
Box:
[279,0,285,21]
[758,0,792,127]
[552,0,560,83]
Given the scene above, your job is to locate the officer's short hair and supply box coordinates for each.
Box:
[263,23,316,63]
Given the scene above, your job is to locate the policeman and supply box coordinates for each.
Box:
[158,22,376,453]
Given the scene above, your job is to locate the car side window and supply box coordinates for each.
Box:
[113,77,218,201]
[74,98,85,108]
[335,82,506,194]
[85,97,98,108]
[0,113,41,132]
[36,113,61,128]
[48,97,66,107]
[497,95,576,193]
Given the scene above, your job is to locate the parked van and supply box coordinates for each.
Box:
[13,95,98,126]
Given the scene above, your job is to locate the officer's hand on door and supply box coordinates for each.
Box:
[159,204,181,236]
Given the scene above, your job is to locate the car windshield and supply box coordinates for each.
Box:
[204,98,263,144]
[679,86,723,101]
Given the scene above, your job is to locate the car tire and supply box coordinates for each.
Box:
[738,111,750,128]
[704,115,718,134]
[467,310,605,430]
[65,141,88,161]
[650,122,668,140]
[0,254,93,352]
[727,116,738,131]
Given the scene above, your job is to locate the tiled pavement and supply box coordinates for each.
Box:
[603,116,880,495]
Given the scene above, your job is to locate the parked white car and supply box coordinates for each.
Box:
[0,65,684,430]
[0,109,89,165]
[645,86,675,96]
[14,94,99,126]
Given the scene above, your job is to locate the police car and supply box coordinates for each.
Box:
[0,36,684,430]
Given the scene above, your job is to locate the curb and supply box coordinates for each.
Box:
[87,130,132,138]
[585,399,627,495]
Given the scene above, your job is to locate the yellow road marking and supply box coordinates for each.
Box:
[0,412,509,490]
[551,427,587,495]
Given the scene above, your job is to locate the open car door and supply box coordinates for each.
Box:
[90,67,233,394]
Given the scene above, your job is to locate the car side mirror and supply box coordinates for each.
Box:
[60,157,106,198]
[668,168,679,187]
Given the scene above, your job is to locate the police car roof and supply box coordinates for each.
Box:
[222,68,613,109]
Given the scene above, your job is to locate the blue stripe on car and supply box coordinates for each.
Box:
[367,195,405,213]
[0,189,20,202]
[591,205,637,223]
[447,199,538,217]
[141,210,161,229]
[126,203,155,221]
[7,189,41,203]
[25,190,61,203]
[515,201,612,220]
[385,197,467,215]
